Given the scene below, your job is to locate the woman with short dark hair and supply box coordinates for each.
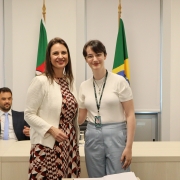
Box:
[78,39,136,178]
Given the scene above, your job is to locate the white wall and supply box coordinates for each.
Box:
[161,0,180,140]
[170,0,180,140]
[3,0,77,110]
[0,0,4,87]
[2,0,180,141]
[86,0,160,112]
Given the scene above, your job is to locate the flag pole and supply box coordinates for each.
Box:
[42,0,46,23]
[118,0,122,27]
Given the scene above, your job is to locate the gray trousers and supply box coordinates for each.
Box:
[85,122,130,178]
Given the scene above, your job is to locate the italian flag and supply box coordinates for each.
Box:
[36,17,48,75]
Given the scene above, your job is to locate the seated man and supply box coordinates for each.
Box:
[0,87,30,141]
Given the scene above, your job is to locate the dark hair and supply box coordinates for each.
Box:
[83,40,107,58]
[45,37,74,87]
[0,87,12,95]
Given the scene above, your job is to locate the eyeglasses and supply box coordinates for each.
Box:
[86,53,103,60]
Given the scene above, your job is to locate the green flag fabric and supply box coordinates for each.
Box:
[112,18,130,83]
[36,17,48,75]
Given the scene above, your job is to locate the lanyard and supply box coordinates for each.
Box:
[93,70,108,114]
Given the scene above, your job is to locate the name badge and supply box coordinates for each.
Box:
[95,116,102,128]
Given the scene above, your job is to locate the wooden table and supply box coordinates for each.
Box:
[1,141,180,180]
[0,140,16,180]
[131,141,180,180]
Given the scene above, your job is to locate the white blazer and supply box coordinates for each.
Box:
[24,75,79,149]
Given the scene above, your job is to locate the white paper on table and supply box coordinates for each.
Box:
[74,172,137,180]
[74,178,102,180]
[103,172,137,180]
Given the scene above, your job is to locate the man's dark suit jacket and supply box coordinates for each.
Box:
[12,110,30,141]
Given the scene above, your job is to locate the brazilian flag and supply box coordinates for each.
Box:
[112,19,130,83]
